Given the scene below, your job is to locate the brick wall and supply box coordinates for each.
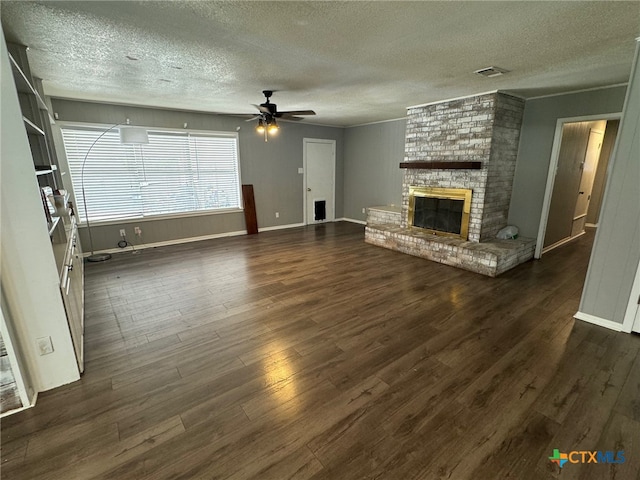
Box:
[367,206,401,226]
[483,94,526,239]
[401,92,524,242]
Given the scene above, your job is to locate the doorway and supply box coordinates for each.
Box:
[536,114,620,258]
[303,138,336,225]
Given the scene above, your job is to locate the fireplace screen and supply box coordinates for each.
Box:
[408,187,472,239]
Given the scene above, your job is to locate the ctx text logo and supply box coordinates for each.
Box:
[549,449,625,468]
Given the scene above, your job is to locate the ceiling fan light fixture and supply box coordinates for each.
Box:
[248,91,315,142]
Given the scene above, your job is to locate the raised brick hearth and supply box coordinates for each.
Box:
[366,206,535,277]
[365,91,536,277]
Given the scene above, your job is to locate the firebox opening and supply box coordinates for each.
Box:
[408,186,472,240]
[414,197,463,234]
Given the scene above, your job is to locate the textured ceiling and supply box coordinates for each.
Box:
[2,1,639,126]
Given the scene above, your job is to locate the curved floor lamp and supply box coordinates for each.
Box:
[81,123,148,262]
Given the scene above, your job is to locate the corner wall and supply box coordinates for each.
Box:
[342,119,406,222]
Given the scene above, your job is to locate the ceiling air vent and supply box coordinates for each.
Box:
[474,66,509,78]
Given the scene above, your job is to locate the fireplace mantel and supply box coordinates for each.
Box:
[399,161,482,170]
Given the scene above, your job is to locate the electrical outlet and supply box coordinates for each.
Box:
[275,212,279,218]
[120,229,126,238]
[298,167,304,174]
[37,336,54,355]
[362,208,366,214]
[134,226,142,236]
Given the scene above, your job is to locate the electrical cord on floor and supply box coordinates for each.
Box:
[117,236,138,254]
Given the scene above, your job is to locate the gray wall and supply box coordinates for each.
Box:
[580,42,640,326]
[508,85,627,239]
[342,119,406,222]
[342,87,627,234]
[50,99,344,251]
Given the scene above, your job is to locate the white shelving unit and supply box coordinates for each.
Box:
[1,38,83,416]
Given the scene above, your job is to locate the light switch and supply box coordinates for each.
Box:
[37,336,54,355]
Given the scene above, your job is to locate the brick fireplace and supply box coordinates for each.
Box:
[365,91,536,277]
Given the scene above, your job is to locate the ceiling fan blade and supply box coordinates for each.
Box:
[276,110,316,117]
[252,104,271,114]
[213,112,259,120]
[245,115,262,122]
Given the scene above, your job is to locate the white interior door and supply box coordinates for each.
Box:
[304,139,335,224]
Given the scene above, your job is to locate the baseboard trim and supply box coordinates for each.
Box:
[574,311,625,332]
[84,229,248,256]
[337,217,366,225]
[84,223,316,256]
[0,403,32,418]
[259,223,305,232]
[0,391,37,419]
[541,231,586,255]
[85,220,369,257]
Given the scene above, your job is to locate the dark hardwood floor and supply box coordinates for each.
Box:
[2,222,639,479]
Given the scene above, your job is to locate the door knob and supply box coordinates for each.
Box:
[307,188,311,191]
[578,191,585,194]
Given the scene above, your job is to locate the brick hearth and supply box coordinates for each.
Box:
[366,206,535,277]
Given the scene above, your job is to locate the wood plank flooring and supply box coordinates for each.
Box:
[1,222,639,479]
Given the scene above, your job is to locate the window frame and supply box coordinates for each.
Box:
[57,122,244,226]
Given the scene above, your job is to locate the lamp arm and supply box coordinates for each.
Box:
[80,123,121,255]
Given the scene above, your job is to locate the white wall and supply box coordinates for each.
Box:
[0,33,79,392]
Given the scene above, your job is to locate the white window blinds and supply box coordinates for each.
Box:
[61,126,241,223]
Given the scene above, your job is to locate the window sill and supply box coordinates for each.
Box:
[78,208,244,227]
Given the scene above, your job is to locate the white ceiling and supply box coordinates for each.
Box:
[2,1,639,127]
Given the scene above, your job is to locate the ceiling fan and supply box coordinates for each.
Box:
[248,90,316,142]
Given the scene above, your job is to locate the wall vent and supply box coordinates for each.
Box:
[474,66,509,78]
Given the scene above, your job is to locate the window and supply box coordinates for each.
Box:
[60,126,241,223]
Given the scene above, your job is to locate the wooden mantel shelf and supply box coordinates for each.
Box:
[399,161,482,170]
